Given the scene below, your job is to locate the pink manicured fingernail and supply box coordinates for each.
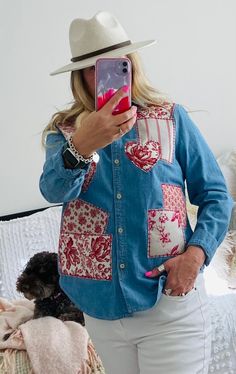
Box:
[145,271,152,277]
[122,85,129,93]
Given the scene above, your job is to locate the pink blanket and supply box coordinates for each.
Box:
[0,297,34,349]
[21,317,89,374]
[0,298,90,374]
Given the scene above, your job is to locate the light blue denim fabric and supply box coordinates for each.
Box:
[39,104,233,319]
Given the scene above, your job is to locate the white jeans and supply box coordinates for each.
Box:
[84,273,212,374]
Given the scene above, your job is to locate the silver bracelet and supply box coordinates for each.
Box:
[68,136,95,164]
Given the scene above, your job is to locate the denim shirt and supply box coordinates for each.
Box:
[39,103,233,320]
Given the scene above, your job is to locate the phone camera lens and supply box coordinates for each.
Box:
[122,68,128,73]
[123,61,128,66]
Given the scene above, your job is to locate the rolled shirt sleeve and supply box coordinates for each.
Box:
[175,105,233,265]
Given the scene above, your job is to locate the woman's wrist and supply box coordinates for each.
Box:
[71,135,94,158]
[184,245,206,267]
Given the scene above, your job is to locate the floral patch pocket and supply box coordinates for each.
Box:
[59,233,112,280]
[148,209,185,257]
[58,199,112,280]
[148,184,187,257]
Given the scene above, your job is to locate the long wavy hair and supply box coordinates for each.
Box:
[42,52,171,145]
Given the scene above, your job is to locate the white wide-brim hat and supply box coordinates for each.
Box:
[50,11,156,76]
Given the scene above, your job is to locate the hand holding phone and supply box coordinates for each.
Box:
[95,57,132,114]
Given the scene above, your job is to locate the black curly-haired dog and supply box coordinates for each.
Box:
[16,251,85,325]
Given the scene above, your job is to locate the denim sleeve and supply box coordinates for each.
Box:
[174,104,233,265]
[39,132,90,203]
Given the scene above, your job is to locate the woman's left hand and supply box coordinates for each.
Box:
[145,246,206,296]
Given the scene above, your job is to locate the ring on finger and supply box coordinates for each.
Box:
[156,264,165,273]
[164,288,172,296]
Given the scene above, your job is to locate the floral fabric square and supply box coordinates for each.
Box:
[148,184,187,257]
[125,140,161,172]
[161,184,187,227]
[62,199,109,235]
[59,233,112,280]
[148,209,185,257]
[59,199,112,280]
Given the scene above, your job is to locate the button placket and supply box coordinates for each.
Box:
[111,141,133,312]
[111,142,127,274]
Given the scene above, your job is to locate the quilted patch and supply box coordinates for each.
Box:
[62,199,109,235]
[125,105,175,171]
[137,103,175,120]
[161,184,187,227]
[125,140,161,172]
[136,118,175,164]
[148,209,185,257]
[59,233,112,280]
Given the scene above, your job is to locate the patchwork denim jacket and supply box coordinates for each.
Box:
[39,103,233,319]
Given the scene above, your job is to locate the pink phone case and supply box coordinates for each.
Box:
[95,57,132,114]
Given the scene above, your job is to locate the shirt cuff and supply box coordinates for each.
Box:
[51,146,91,180]
[186,228,218,266]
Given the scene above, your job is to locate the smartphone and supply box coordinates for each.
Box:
[95,57,132,114]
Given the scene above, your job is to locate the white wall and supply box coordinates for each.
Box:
[1,0,236,215]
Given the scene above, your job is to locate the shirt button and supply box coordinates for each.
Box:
[114,159,120,165]
[118,227,123,234]
[119,263,125,269]
[116,193,122,200]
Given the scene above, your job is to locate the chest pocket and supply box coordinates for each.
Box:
[125,117,175,172]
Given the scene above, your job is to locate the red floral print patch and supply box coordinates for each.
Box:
[148,209,185,257]
[125,140,161,172]
[161,184,187,227]
[125,105,175,171]
[82,161,97,192]
[62,199,109,235]
[137,103,175,120]
[59,233,112,280]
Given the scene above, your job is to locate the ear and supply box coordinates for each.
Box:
[16,274,26,292]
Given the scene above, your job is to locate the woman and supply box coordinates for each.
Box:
[40,10,233,374]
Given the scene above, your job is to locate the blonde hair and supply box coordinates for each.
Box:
[42,52,170,145]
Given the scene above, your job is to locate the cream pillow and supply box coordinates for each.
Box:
[0,206,62,299]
